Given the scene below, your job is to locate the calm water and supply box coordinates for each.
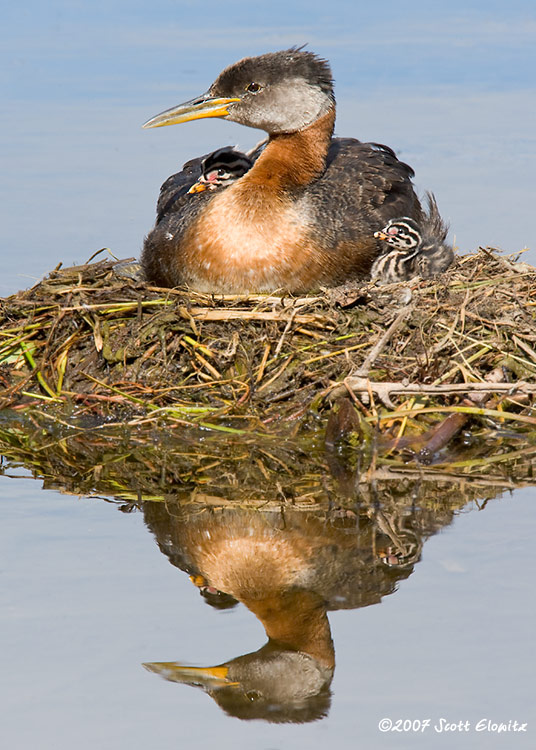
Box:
[2,1,536,296]
[1,470,535,749]
[2,1,536,747]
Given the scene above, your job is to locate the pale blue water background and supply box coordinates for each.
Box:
[1,0,535,295]
[1,1,536,747]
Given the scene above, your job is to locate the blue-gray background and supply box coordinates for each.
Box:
[2,0,535,295]
[2,3,536,748]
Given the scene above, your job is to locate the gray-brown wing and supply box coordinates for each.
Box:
[305,139,423,248]
[154,155,206,223]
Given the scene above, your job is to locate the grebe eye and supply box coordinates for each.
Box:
[246,82,261,93]
[217,168,226,176]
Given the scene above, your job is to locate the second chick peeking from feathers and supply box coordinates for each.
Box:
[371,195,454,284]
[188,147,253,194]
[142,48,451,293]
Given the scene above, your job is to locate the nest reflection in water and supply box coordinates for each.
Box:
[1,409,534,723]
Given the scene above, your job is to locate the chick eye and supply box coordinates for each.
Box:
[246,82,262,93]
[217,168,226,176]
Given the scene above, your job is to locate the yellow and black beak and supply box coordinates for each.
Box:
[142,92,241,129]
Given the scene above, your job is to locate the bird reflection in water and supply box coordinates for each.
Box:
[141,501,440,722]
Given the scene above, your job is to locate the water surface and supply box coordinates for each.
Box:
[2,2,536,747]
[1,468,534,749]
[2,1,536,295]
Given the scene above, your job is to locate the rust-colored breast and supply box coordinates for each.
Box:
[179,188,317,292]
[175,186,379,292]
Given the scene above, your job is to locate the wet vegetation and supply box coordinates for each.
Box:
[1,246,535,475]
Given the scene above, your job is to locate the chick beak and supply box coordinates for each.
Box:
[374,230,389,241]
[187,180,210,194]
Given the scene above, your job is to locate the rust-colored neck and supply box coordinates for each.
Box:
[245,589,335,669]
[242,107,336,191]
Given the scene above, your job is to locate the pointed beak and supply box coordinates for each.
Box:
[142,92,241,129]
[374,230,389,241]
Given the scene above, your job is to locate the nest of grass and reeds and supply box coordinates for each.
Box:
[1,246,536,486]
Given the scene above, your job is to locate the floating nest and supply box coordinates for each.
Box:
[1,247,536,485]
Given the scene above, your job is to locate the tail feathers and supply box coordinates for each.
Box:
[422,192,449,245]
[418,192,454,276]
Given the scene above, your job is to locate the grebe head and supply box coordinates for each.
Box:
[187,147,253,194]
[143,48,335,135]
[374,217,422,252]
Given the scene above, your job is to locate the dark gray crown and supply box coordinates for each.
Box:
[212,48,334,100]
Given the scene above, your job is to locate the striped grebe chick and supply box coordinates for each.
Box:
[188,147,253,193]
[371,195,454,283]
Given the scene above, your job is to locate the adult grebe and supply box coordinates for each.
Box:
[142,48,431,293]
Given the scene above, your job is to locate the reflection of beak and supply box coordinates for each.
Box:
[143,662,239,688]
[142,93,241,128]
[374,230,389,241]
